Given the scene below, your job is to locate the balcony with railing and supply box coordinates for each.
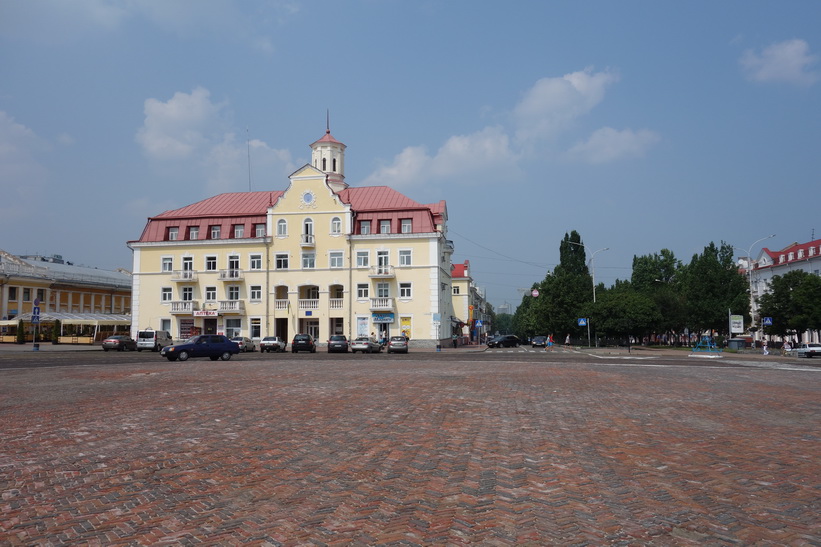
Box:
[329,298,344,310]
[171,270,198,282]
[368,265,395,278]
[298,299,319,310]
[300,234,315,247]
[170,300,199,313]
[275,299,289,311]
[218,300,245,313]
[369,297,394,311]
[218,269,244,281]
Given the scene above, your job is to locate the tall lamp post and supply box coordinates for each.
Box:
[589,247,610,303]
[735,234,776,342]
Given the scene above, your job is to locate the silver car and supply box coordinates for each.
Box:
[351,336,382,353]
[230,336,256,352]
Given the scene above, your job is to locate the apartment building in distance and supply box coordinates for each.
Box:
[128,128,457,347]
[451,260,491,343]
[738,237,821,343]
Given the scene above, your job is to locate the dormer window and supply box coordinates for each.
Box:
[360,220,371,235]
[811,247,817,256]
[167,227,179,241]
[798,249,805,259]
[779,255,785,263]
[380,220,391,234]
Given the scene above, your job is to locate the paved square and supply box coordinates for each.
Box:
[1,355,819,545]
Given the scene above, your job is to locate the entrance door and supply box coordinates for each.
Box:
[204,318,217,334]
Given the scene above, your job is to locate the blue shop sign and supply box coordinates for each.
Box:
[372,313,395,323]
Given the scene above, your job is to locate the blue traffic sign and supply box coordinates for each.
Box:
[578,318,587,327]
[763,317,773,326]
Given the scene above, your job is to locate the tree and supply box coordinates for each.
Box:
[631,249,686,336]
[758,270,821,340]
[585,282,661,341]
[680,242,748,335]
[529,231,593,337]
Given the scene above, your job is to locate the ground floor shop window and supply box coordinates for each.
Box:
[226,318,241,338]
[250,318,261,338]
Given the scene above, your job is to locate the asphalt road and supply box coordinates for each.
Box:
[1,347,819,545]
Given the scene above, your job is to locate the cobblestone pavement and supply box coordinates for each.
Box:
[1,354,819,545]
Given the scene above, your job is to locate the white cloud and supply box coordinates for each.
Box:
[0,112,50,220]
[566,127,660,164]
[740,39,819,86]
[362,126,517,190]
[135,88,295,194]
[136,87,226,160]
[513,68,620,144]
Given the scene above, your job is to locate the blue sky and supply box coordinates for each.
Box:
[2,1,819,310]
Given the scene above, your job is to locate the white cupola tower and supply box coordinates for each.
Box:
[310,119,347,193]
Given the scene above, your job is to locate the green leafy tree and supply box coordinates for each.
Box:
[758,270,821,340]
[631,249,686,336]
[529,231,593,337]
[680,242,748,335]
[585,281,661,340]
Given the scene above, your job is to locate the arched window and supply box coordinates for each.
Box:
[322,158,327,171]
[330,216,341,234]
[276,219,287,237]
[332,158,337,172]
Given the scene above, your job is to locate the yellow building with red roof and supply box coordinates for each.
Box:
[128,129,456,347]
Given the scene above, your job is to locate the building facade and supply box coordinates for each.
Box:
[451,261,490,343]
[0,250,132,342]
[129,130,456,347]
[739,238,821,343]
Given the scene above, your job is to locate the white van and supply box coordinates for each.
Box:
[137,329,173,352]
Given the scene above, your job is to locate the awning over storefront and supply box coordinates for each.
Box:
[0,312,132,327]
[450,316,466,327]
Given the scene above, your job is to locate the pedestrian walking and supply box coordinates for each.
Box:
[763,340,769,355]
[565,334,570,348]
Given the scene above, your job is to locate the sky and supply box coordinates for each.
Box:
[1,1,820,311]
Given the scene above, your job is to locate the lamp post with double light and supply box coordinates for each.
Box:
[734,234,776,343]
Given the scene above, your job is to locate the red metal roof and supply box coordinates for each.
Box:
[311,130,346,148]
[155,191,281,219]
[758,238,821,269]
[133,186,445,243]
[452,261,470,278]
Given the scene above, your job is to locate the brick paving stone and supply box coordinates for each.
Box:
[0,357,819,545]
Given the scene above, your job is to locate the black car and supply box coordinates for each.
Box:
[327,335,349,353]
[160,334,240,362]
[531,336,547,348]
[488,335,520,348]
[102,335,137,351]
[291,333,316,353]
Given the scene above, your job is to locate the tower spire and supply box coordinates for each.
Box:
[326,109,330,134]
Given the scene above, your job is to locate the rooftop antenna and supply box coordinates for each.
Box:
[326,109,330,133]
[246,127,252,191]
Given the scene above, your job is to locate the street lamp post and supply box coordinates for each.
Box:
[589,247,610,303]
[734,234,776,343]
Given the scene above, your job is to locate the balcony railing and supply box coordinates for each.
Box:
[275,299,289,311]
[170,300,199,313]
[218,269,244,281]
[300,234,315,247]
[329,298,344,310]
[171,270,197,282]
[368,265,395,278]
[369,297,394,311]
[218,300,245,313]
[298,299,319,310]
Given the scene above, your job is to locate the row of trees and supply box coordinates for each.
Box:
[509,231,821,345]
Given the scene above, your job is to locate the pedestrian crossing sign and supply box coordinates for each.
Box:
[578,318,587,326]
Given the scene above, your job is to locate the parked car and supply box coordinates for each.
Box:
[488,335,520,348]
[102,335,137,351]
[327,335,349,353]
[161,334,239,362]
[230,336,256,352]
[259,336,287,353]
[386,335,409,354]
[136,329,173,352]
[351,336,382,353]
[795,343,821,358]
[291,334,316,353]
[531,336,547,348]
